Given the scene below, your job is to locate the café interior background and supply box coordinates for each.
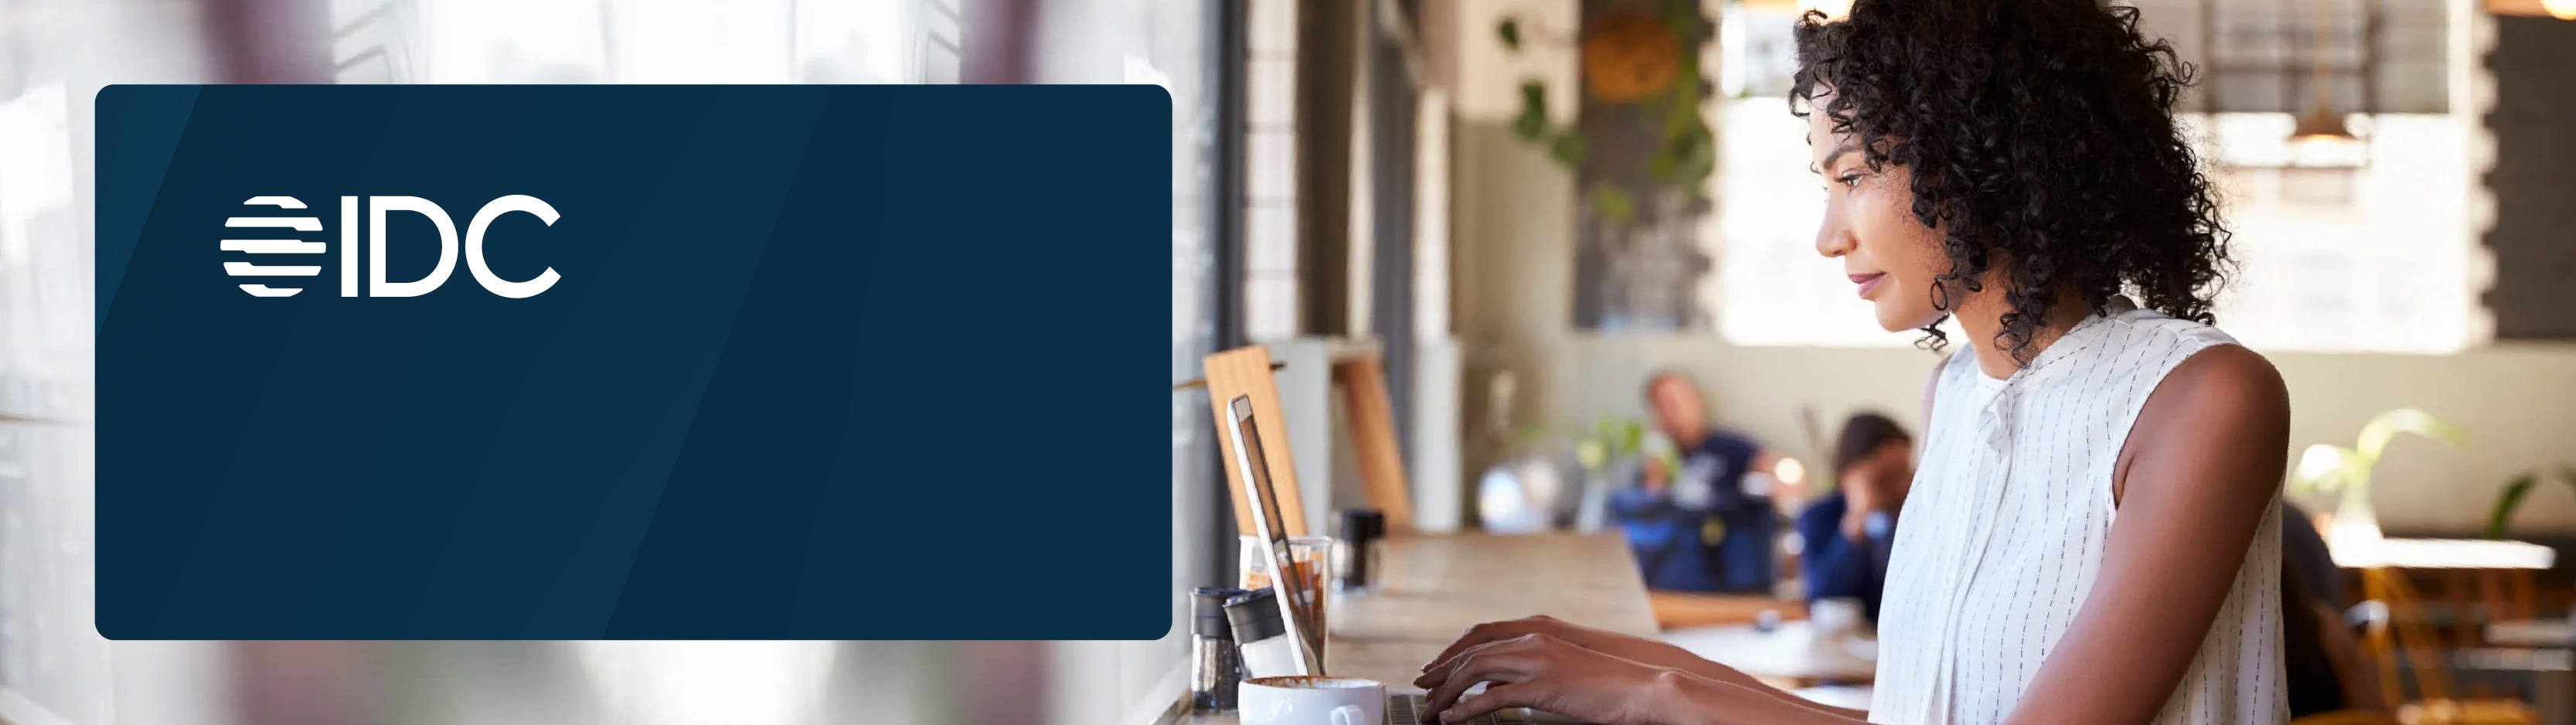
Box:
[0,0,2570,723]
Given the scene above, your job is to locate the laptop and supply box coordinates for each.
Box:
[1223,395,1558,725]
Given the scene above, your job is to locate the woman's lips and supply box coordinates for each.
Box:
[1850,272,1887,299]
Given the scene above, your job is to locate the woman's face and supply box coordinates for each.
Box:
[1808,94,1952,332]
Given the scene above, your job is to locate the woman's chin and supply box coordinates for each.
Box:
[1873,305,1942,333]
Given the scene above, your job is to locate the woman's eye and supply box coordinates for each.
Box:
[1836,174,1863,189]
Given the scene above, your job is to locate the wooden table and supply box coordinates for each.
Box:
[1175,533,1658,725]
[1663,621,1878,688]
[1646,591,1805,629]
[2336,536,2556,652]
[1326,532,1662,686]
[2493,619,2576,648]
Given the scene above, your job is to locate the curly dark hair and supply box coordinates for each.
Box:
[1790,0,2232,365]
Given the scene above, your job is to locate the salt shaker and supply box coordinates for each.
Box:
[1189,587,1245,712]
[1333,508,1385,592]
[1224,587,1303,678]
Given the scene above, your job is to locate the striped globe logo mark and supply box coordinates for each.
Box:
[224,196,324,297]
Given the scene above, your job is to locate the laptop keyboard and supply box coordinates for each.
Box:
[1390,693,1527,725]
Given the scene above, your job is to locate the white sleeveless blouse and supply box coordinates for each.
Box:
[1867,300,2286,725]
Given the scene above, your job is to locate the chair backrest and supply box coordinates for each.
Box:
[1332,352,1413,533]
[2359,567,2453,707]
[2289,710,2403,725]
[1204,345,1308,537]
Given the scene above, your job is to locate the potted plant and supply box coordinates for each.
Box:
[1571,414,1652,532]
[2484,467,2576,539]
[2291,408,2467,553]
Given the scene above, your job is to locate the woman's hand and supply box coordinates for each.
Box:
[1418,616,1671,679]
[1417,616,1870,723]
[1416,632,1683,725]
[1417,615,1767,695]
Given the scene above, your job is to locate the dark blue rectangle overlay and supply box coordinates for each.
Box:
[96,85,1172,640]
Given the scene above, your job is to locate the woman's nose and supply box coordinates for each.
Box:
[1815,208,1854,258]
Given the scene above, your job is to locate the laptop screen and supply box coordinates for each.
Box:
[1227,395,1326,674]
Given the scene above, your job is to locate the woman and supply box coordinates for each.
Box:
[1795,412,1912,621]
[1413,1,2292,723]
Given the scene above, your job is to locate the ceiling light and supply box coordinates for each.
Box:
[2488,0,2576,19]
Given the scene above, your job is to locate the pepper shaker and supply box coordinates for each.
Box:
[1332,508,1386,592]
[1189,587,1245,712]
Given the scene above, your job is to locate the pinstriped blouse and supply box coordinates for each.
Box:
[1867,299,2287,725]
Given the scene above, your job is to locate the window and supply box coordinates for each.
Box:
[1039,0,1227,723]
[332,0,962,85]
[0,2,209,723]
[1241,0,1301,343]
[1713,0,2489,353]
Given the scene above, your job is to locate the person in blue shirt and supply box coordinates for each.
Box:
[1608,370,1781,593]
[1795,412,1914,620]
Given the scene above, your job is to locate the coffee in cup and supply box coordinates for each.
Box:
[1238,676,1384,725]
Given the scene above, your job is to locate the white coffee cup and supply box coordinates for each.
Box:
[1239,676,1384,725]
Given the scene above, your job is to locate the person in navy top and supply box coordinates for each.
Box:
[1795,412,1914,620]
[1608,371,1781,593]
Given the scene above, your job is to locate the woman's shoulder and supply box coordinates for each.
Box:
[2150,344,2286,419]
[2112,333,2290,506]
[2099,301,2283,434]
[2043,302,2251,395]
[2095,301,2241,354]
[2122,341,2289,476]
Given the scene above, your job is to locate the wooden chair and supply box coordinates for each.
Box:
[2357,567,2540,725]
[1203,345,1310,537]
[2293,711,2405,725]
[1332,351,1414,534]
[1200,344,1421,539]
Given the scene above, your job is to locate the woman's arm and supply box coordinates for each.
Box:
[1998,345,2290,725]
[1417,632,1876,725]
[1416,618,1870,721]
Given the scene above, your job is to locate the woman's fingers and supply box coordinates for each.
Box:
[1422,620,1531,672]
[1422,648,1541,717]
[1439,682,1540,723]
[1421,615,1574,673]
[1416,637,1505,689]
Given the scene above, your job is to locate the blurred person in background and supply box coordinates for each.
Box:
[1416,0,2295,723]
[1795,412,1912,621]
[1609,370,1783,594]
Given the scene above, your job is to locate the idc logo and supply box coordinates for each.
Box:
[223,195,562,298]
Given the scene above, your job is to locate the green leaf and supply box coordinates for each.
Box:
[1547,128,1588,167]
[1587,183,1637,226]
[1513,82,1550,141]
[1645,60,1713,192]
[1670,124,1717,192]
[1497,18,1522,52]
[1511,420,1553,448]
[1648,125,1713,191]
[1659,0,1700,35]
[2489,471,2539,539]
[1576,438,1608,470]
[2355,408,2468,465]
